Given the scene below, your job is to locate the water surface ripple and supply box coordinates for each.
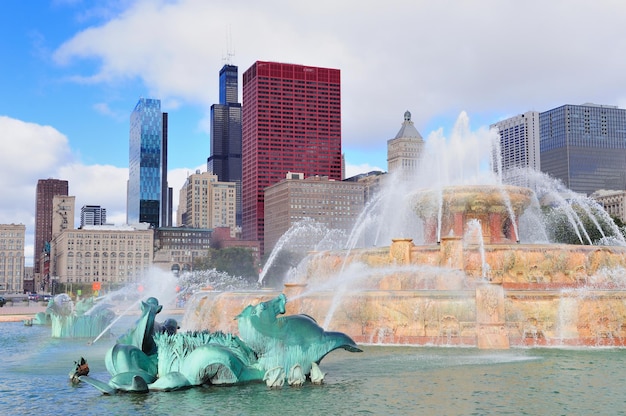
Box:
[2,322,625,415]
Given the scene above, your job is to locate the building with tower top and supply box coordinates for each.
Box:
[387,111,425,179]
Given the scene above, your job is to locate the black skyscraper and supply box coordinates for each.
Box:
[207,64,242,226]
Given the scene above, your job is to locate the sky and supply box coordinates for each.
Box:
[3,0,626,266]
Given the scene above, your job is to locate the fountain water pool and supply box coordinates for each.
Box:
[4,320,626,414]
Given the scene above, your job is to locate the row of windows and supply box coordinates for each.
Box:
[66,234,151,240]
[0,232,24,237]
[66,252,150,258]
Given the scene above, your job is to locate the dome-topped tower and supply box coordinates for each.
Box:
[387,110,425,178]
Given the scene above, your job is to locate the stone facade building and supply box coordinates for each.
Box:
[177,170,237,231]
[51,224,153,290]
[591,189,626,224]
[0,224,25,293]
[387,111,425,180]
[264,173,365,254]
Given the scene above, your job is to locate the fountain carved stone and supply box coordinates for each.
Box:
[186,184,626,349]
[413,185,532,244]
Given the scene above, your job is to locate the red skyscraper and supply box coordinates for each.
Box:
[34,178,69,275]
[242,61,342,253]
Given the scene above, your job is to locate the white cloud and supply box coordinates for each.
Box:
[345,163,385,179]
[51,0,626,153]
[56,162,129,227]
[0,116,73,227]
[92,102,126,121]
[0,116,128,266]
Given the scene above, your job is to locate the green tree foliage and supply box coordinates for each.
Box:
[194,247,258,282]
[612,216,625,229]
[261,249,302,288]
[543,204,624,245]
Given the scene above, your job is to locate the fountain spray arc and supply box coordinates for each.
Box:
[187,112,626,349]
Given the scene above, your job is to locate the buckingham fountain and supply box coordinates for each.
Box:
[70,112,626,400]
[184,113,626,350]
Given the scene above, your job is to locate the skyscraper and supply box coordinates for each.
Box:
[80,205,107,227]
[540,103,626,195]
[177,170,237,230]
[34,178,68,274]
[207,64,242,226]
[491,111,540,186]
[242,61,342,253]
[127,98,171,228]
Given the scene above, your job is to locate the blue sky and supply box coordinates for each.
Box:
[3,0,626,265]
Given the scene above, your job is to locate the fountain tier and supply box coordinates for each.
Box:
[413,184,533,244]
[185,185,626,349]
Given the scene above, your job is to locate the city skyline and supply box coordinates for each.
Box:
[3,1,626,265]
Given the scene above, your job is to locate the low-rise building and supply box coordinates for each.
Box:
[51,224,153,291]
[591,189,626,224]
[153,227,212,273]
[0,224,25,293]
[264,173,365,254]
[211,226,260,264]
[387,110,425,180]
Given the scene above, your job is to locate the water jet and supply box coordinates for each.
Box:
[184,114,626,349]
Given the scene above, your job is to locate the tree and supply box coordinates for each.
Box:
[260,249,302,288]
[543,205,622,245]
[194,247,258,282]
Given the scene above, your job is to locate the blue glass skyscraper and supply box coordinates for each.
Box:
[128,98,170,228]
[207,64,242,226]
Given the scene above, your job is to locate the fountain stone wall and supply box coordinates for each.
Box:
[184,185,626,349]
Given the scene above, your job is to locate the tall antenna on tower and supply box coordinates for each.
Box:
[223,25,235,65]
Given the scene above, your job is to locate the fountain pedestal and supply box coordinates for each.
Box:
[187,183,626,349]
[440,236,463,270]
[390,238,414,264]
[475,284,509,349]
[415,185,531,244]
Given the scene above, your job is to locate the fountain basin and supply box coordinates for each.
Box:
[185,238,626,349]
[184,182,626,349]
[412,185,533,244]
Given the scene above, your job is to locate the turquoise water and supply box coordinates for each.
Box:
[1,320,626,415]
